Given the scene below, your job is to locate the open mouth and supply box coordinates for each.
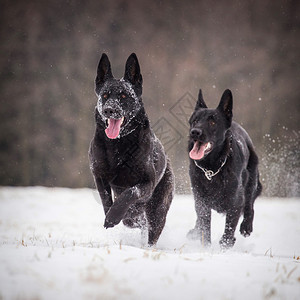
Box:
[105,117,125,139]
[189,141,213,160]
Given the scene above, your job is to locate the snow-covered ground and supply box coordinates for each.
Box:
[0,187,299,300]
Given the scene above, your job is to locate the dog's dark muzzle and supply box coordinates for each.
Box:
[190,128,204,140]
[103,101,123,119]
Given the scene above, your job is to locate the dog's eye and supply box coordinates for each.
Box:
[209,119,216,126]
[103,93,108,99]
[121,94,126,99]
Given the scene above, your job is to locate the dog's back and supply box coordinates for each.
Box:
[231,122,262,198]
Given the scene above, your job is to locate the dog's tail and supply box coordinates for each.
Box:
[255,174,263,198]
[247,145,262,199]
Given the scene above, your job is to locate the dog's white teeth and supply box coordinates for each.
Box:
[205,142,212,151]
[107,119,110,125]
[121,117,124,125]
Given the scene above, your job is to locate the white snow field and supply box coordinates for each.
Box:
[0,187,299,300]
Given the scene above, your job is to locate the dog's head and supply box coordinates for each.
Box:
[188,89,233,161]
[95,53,143,139]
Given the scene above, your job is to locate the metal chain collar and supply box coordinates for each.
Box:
[194,157,227,180]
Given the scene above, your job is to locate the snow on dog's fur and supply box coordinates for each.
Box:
[89,53,174,246]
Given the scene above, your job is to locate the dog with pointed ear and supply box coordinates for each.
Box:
[89,53,174,246]
[188,88,262,249]
[217,89,233,128]
[195,89,208,109]
[123,53,143,97]
[93,53,146,139]
[95,53,113,95]
[95,53,143,97]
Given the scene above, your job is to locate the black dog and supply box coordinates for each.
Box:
[187,89,262,248]
[89,53,174,246]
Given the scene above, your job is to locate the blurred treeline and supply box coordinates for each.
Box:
[0,0,299,196]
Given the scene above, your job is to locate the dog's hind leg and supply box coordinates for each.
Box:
[122,203,147,229]
[123,204,148,246]
[240,149,262,237]
[146,161,174,246]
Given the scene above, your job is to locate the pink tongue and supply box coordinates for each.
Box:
[105,118,123,139]
[189,141,206,160]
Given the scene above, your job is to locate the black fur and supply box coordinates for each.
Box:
[89,53,174,246]
[187,89,262,249]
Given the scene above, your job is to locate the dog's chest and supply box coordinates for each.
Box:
[193,168,240,212]
[104,140,149,184]
[203,179,230,211]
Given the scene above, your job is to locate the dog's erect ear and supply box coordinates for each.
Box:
[218,89,233,125]
[195,89,208,110]
[124,53,143,92]
[95,53,113,94]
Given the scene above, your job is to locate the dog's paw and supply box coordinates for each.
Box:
[187,228,211,246]
[240,219,253,237]
[104,218,116,229]
[219,235,236,249]
[104,213,121,229]
[187,228,201,240]
[104,207,124,229]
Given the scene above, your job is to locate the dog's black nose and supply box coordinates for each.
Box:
[103,105,122,119]
[190,128,202,138]
[103,107,114,117]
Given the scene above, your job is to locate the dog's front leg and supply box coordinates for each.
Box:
[220,207,242,249]
[198,204,211,246]
[104,183,153,229]
[95,177,112,215]
[188,201,211,246]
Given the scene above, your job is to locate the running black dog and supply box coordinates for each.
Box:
[89,53,174,246]
[187,89,262,248]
